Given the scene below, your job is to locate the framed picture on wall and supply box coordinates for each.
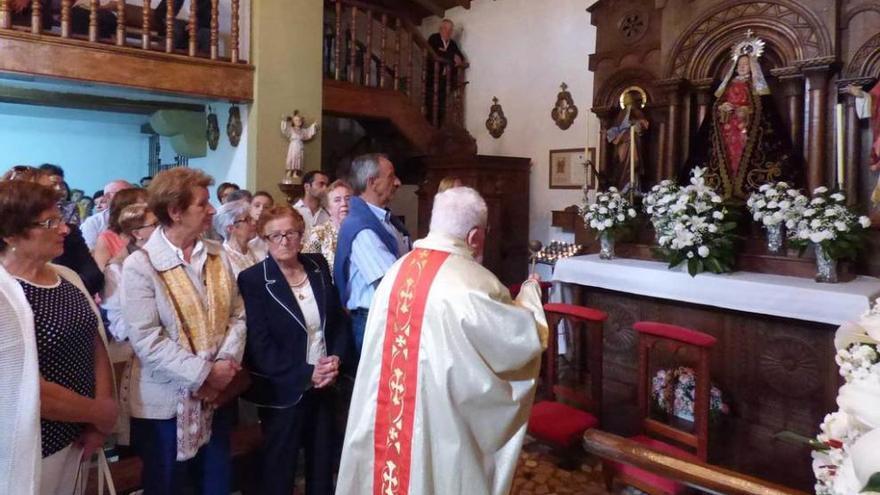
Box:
[549,147,595,189]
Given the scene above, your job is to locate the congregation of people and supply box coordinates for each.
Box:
[0,154,546,495]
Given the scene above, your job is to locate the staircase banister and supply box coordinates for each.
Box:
[324,0,459,69]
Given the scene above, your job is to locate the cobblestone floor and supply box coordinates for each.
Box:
[511,441,612,495]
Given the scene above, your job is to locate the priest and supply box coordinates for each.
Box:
[336,187,548,495]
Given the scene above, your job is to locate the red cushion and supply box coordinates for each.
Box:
[543,303,607,323]
[528,401,598,447]
[633,321,716,348]
[608,435,699,494]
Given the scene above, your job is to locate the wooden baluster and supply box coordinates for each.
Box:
[348,6,357,83]
[230,0,240,62]
[165,0,174,52]
[406,32,414,97]
[432,59,440,126]
[115,0,125,46]
[31,0,40,34]
[60,0,71,37]
[0,0,10,30]
[334,0,342,80]
[88,0,97,42]
[188,0,197,56]
[378,14,387,88]
[421,48,428,117]
[363,9,372,86]
[141,0,150,50]
[393,18,401,91]
[210,0,219,59]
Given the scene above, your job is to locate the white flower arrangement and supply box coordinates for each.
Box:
[643,180,681,238]
[746,181,807,227]
[813,301,880,494]
[788,188,871,260]
[652,168,737,276]
[579,187,637,237]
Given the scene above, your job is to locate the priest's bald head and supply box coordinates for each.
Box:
[430,186,488,262]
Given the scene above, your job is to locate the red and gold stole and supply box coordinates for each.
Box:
[373,248,450,495]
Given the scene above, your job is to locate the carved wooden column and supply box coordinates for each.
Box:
[778,72,805,162]
[842,87,862,204]
[693,79,713,128]
[30,0,41,34]
[657,78,685,179]
[802,63,832,192]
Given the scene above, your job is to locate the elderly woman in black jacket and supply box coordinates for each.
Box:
[237,205,350,495]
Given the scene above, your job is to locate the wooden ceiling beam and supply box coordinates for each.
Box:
[0,86,204,115]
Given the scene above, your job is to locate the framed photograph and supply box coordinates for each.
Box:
[549,147,595,189]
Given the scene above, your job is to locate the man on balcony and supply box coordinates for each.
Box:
[426,18,466,126]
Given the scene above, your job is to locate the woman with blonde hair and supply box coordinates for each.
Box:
[122,167,245,494]
[92,188,149,271]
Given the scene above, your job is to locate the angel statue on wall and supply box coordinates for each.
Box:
[680,30,800,200]
[281,110,318,184]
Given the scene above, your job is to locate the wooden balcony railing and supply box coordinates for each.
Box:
[0,0,253,101]
[323,0,468,129]
[1,0,244,62]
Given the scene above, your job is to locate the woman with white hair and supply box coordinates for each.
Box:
[303,179,352,272]
[214,199,265,278]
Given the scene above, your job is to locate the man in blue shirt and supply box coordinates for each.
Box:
[334,154,410,358]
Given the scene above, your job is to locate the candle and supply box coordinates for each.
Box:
[836,103,845,189]
[629,123,636,194]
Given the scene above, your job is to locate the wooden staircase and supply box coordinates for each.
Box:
[322,0,475,157]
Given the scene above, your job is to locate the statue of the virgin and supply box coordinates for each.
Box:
[680,31,800,200]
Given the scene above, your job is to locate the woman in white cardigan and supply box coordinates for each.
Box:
[0,180,117,495]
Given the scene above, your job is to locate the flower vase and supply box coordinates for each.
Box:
[815,244,838,283]
[599,232,615,260]
[766,223,784,254]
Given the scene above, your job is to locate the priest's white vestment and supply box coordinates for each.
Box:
[336,232,548,495]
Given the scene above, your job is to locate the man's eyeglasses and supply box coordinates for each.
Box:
[234,217,256,226]
[265,230,303,244]
[32,217,65,230]
[134,222,158,231]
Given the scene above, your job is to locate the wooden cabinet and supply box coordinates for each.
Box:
[416,154,530,286]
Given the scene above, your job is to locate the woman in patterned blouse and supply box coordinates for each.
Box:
[0,180,117,495]
[303,180,352,272]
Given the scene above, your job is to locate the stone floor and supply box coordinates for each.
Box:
[510,440,612,495]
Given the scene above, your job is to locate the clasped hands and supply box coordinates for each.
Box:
[195,359,241,404]
[312,355,341,389]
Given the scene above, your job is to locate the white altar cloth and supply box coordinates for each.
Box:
[552,254,880,325]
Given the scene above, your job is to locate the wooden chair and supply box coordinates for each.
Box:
[527,303,606,454]
[604,321,717,495]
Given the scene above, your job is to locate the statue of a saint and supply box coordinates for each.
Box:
[606,87,649,192]
[281,110,318,183]
[681,31,800,200]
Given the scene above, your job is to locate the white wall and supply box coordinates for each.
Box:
[0,101,249,204]
[422,0,598,254]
